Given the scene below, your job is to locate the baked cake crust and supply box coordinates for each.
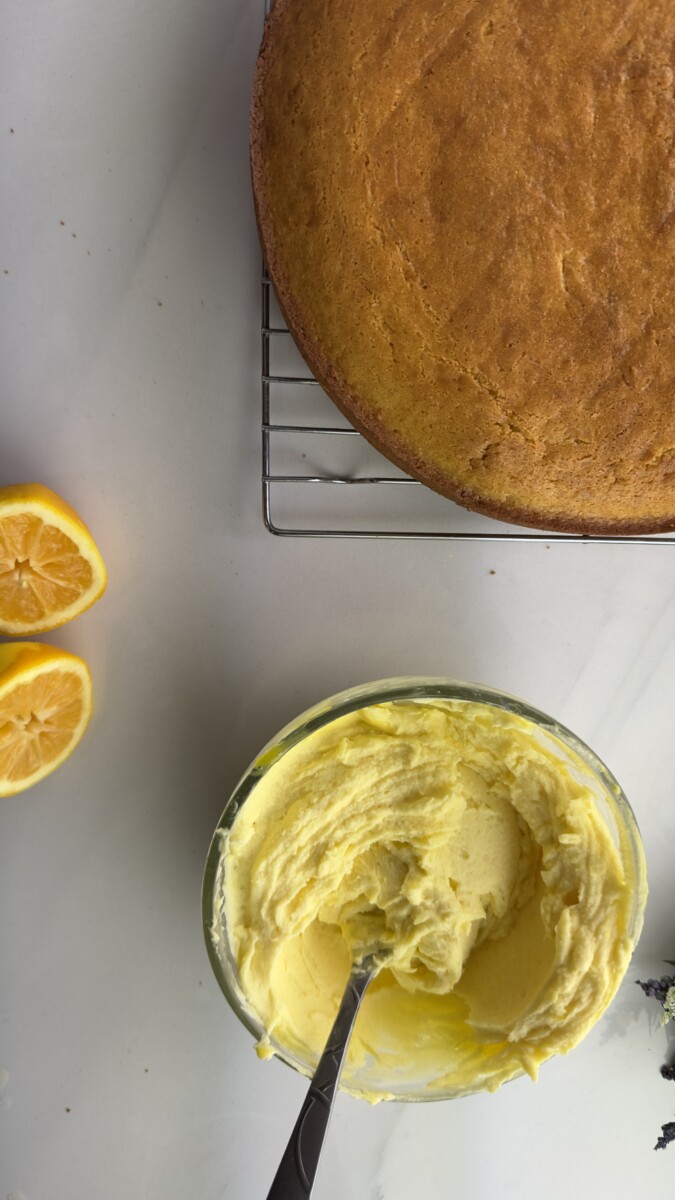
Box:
[251,0,675,534]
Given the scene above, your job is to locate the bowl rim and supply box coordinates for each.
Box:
[202,676,647,1100]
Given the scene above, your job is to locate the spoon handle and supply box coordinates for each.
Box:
[265,961,375,1198]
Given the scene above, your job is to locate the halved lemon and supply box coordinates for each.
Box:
[0,483,107,635]
[0,643,93,797]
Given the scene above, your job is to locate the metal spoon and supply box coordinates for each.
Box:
[265,950,388,1198]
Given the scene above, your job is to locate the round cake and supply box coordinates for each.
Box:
[251,0,675,534]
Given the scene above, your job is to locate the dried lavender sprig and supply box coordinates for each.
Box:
[637,966,675,1148]
[636,976,675,1004]
[655,1122,675,1151]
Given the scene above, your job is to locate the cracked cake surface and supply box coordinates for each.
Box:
[251,0,675,533]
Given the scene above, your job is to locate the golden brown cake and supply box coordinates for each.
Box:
[251,0,675,533]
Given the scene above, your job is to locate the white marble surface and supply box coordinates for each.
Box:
[1,1,675,1196]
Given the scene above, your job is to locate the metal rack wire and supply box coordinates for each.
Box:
[261,269,675,543]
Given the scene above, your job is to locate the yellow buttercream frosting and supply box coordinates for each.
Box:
[218,700,641,1100]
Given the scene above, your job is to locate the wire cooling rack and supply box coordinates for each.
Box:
[258,2,673,543]
[260,270,674,543]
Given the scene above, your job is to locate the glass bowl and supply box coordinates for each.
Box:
[202,677,647,1101]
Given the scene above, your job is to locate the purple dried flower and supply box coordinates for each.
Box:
[636,976,675,1004]
[637,962,675,1148]
[655,1122,675,1151]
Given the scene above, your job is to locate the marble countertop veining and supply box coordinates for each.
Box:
[1,1,674,1197]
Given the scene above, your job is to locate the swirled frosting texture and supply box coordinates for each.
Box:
[222,701,638,1098]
